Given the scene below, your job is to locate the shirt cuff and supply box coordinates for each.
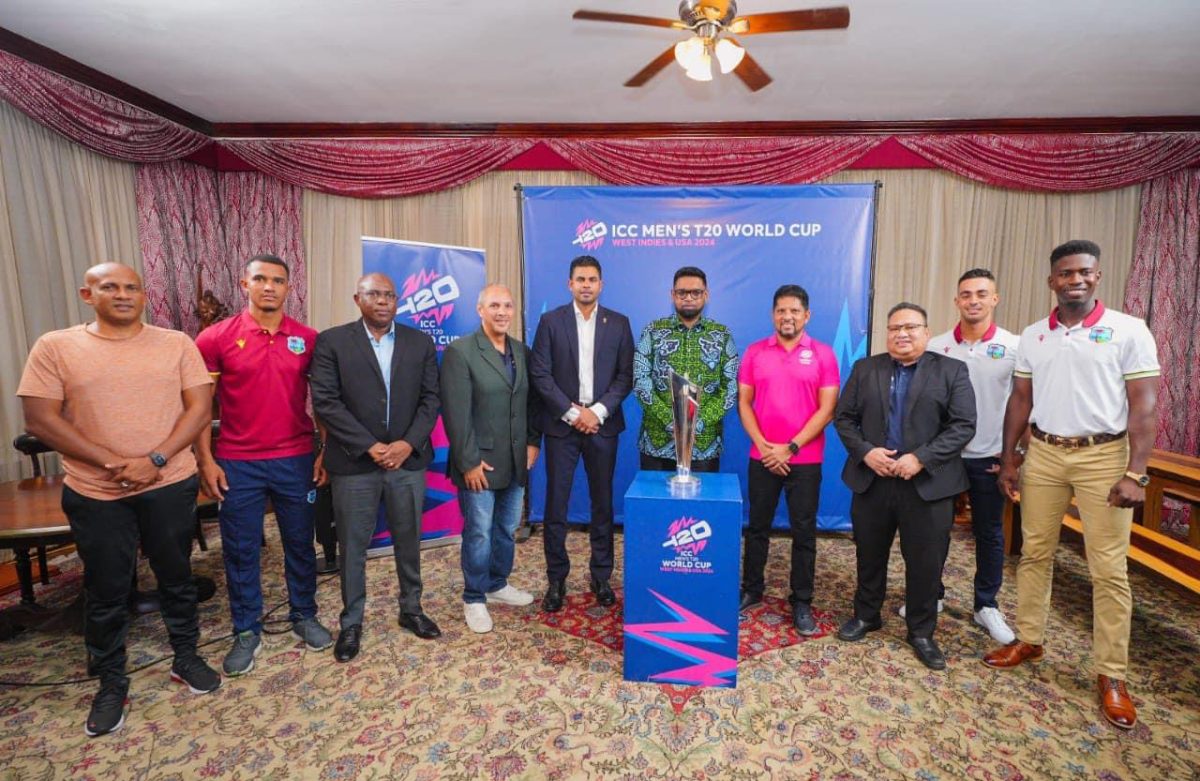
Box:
[590,403,608,423]
[562,406,581,424]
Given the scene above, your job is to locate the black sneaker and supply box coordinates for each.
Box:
[85,679,129,737]
[170,654,222,694]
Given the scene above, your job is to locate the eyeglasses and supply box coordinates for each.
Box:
[673,289,706,300]
[361,290,397,302]
[886,324,926,335]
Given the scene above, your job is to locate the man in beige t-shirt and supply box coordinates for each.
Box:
[18,263,219,738]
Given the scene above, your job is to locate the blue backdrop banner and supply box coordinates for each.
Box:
[520,185,875,532]
[362,236,487,546]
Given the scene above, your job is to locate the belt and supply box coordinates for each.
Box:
[1031,424,1125,449]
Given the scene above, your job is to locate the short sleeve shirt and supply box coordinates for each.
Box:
[17,324,212,500]
[194,312,317,460]
[738,332,840,465]
[1014,302,1159,437]
[928,323,1019,458]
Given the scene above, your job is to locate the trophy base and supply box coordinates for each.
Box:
[667,474,701,498]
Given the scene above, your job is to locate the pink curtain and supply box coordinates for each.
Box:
[220,138,535,197]
[545,137,884,184]
[137,161,306,335]
[0,50,207,162]
[898,133,1200,192]
[1125,167,1200,458]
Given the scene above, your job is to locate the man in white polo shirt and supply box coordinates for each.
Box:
[983,240,1159,731]
[926,269,1018,644]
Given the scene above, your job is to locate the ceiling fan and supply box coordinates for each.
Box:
[573,1,850,92]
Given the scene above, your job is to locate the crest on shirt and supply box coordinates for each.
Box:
[287,336,306,355]
[943,346,951,354]
[235,338,246,350]
[986,344,1006,359]
[1088,326,1113,344]
[798,348,814,365]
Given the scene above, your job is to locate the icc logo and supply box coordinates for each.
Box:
[397,270,461,326]
[663,517,712,556]
[572,218,607,251]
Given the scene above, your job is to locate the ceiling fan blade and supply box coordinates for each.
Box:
[730,6,850,35]
[624,45,678,88]
[727,38,772,92]
[573,10,684,29]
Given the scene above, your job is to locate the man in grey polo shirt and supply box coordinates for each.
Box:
[926,269,1019,644]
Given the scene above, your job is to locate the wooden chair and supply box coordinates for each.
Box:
[11,434,56,585]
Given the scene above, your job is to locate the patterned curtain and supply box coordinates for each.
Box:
[1125,167,1200,457]
[0,50,206,162]
[136,161,306,335]
[543,136,885,184]
[899,134,1200,192]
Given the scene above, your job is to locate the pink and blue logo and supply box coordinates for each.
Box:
[572,218,607,251]
[624,590,737,687]
[396,269,461,326]
[662,516,711,557]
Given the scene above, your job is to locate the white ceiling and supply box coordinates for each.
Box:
[2,0,1199,125]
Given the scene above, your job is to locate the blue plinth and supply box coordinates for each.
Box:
[622,471,743,688]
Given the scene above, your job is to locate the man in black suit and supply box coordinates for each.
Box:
[530,256,634,612]
[832,302,976,670]
[311,272,442,662]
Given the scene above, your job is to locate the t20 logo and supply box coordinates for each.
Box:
[663,517,712,556]
[397,270,460,326]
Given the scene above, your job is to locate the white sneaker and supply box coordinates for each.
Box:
[464,603,493,634]
[486,584,534,606]
[974,606,1016,644]
[898,599,944,618]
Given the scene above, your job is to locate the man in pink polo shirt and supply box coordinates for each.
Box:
[194,254,332,677]
[737,284,840,635]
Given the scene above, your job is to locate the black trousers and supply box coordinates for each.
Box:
[61,476,201,685]
[313,484,337,561]
[850,476,953,639]
[638,454,720,473]
[542,430,618,583]
[742,459,822,604]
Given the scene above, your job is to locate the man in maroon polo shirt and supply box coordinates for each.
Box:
[194,254,333,677]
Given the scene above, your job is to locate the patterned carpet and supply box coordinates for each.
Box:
[2,522,1199,781]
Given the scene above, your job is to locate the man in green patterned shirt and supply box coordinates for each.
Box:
[633,267,739,472]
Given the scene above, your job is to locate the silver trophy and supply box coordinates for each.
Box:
[668,369,702,497]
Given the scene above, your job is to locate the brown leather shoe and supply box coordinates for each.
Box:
[1097,675,1137,730]
[981,641,1044,669]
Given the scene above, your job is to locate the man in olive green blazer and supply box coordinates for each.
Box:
[440,284,543,633]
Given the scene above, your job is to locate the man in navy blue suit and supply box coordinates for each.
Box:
[530,256,634,612]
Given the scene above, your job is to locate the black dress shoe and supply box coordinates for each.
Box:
[793,603,819,636]
[334,625,361,663]
[315,557,339,575]
[590,578,616,607]
[908,635,946,670]
[836,617,883,642]
[399,612,442,639]
[542,580,566,613]
[738,591,763,612]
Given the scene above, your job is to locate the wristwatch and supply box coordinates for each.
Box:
[786,441,800,455]
[149,451,168,468]
[1125,470,1150,487]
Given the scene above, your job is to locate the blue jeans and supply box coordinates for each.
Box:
[459,483,525,604]
[218,454,318,633]
[963,456,1006,610]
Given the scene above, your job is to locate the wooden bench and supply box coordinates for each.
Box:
[1003,449,1200,595]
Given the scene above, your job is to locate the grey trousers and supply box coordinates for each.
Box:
[332,468,425,629]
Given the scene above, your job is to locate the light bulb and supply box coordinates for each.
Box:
[685,49,713,81]
[714,38,745,74]
[673,37,705,70]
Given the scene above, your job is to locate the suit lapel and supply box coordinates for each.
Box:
[593,305,607,375]
[353,319,388,390]
[875,355,892,432]
[476,330,513,388]
[563,306,580,377]
[903,354,930,423]
[388,325,408,387]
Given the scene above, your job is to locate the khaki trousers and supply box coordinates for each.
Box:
[1015,436,1132,678]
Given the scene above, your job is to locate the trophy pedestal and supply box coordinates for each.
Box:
[623,471,743,688]
[667,473,701,498]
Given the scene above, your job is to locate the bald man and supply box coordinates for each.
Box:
[311,273,443,662]
[440,285,542,633]
[19,263,220,737]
